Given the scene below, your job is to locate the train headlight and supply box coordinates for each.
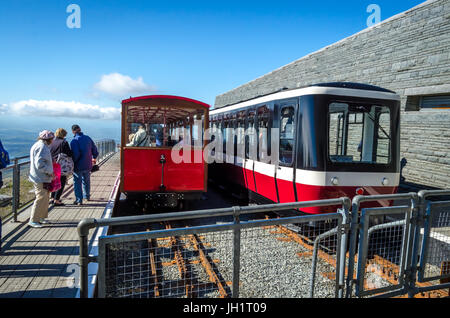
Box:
[331,177,339,186]
[382,177,389,186]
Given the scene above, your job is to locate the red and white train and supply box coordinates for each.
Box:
[208,82,401,213]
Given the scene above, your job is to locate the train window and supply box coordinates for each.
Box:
[279,106,295,165]
[328,103,391,164]
[210,120,217,142]
[126,123,164,147]
[257,106,271,161]
[236,114,245,160]
[191,115,204,147]
[375,111,391,164]
[149,124,164,147]
[245,110,256,159]
[223,117,230,154]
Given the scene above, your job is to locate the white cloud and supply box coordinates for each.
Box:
[0,103,7,115]
[93,72,156,98]
[6,100,120,120]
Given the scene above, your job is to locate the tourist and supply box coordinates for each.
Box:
[0,138,10,189]
[28,130,55,228]
[126,124,149,147]
[70,125,98,205]
[49,128,73,206]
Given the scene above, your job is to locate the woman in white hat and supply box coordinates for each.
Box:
[28,130,55,228]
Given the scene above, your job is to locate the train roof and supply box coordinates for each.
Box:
[122,95,210,124]
[210,82,400,115]
[310,82,396,93]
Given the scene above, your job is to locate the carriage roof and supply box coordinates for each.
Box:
[122,95,210,124]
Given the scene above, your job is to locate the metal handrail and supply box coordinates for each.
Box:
[0,156,30,172]
[78,197,351,298]
[86,189,450,299]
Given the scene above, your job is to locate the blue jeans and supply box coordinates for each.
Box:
[73,170,91,203]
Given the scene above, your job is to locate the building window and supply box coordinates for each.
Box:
[420,95,450,110]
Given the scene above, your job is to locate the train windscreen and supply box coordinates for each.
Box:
[328,102,391,165]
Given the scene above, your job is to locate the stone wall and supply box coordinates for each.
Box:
[214,0,450,189]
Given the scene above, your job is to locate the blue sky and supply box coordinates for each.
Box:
[0,0,424,154]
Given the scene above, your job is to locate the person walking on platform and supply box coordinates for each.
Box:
[0,138,10,190]
[50,128,73,206]
[29,130,55,228]
[70,125,98,205]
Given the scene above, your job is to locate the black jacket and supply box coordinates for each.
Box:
[49,137,72,161]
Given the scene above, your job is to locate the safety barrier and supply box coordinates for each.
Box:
[418,201,450,283]
[355,205,410,297]
[94,139,117,163]
[79,198,350,298]
[79,189,450,298]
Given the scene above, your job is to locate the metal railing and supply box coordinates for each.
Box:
[79,189,450,298]
[0,155,33,222]
[94,139,117,163]
[78,198,351,298]
[0,139,117,223]
[349,190,450,298]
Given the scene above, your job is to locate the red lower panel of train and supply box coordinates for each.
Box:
[212,163,397,214]
[123,148,205,192]
[294,183,398,214]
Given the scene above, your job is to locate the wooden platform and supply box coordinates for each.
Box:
[0,153,120,298]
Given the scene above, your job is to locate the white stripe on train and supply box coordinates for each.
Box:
[228,158,399,187]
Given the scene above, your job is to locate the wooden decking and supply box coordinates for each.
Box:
[0,153,120,298]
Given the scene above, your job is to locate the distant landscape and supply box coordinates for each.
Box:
[0,124,120,159]
[0,129,38,158]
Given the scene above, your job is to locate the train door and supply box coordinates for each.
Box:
[254,105,278,202]
[275,102,298,203]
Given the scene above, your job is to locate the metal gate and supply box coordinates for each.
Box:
[355,205,411,297]
[418,201,450,284]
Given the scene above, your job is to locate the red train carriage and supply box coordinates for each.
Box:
[121,95,209,208]
[209,82,401,213]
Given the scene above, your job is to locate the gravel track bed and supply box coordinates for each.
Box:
[104,219,341,298]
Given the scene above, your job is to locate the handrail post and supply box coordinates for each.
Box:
[11,158,20,222]
[403,194,420,298]
[77,218,97,298]
[345,196,361,298]
[232,206,241,298]
[310,227,339,297]
[338,198,350,298]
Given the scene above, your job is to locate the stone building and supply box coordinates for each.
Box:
[214,0,450,189]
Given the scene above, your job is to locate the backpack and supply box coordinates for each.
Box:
[56,153,74,176]
[0,140,10,169]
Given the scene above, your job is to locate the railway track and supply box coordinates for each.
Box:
[144,221,231,298]
[262,213,449,298]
